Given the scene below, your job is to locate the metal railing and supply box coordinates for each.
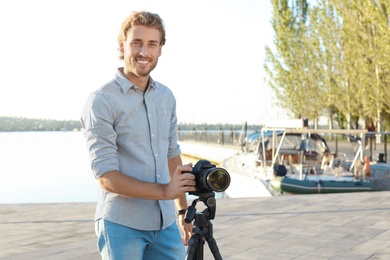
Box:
[177,129,251,147]
[178,129,390,163]
[363,132,388,163]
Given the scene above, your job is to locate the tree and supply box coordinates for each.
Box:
[265,0,390,130]
[264,0,314,121]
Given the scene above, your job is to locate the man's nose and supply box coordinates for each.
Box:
[139,45,148,55]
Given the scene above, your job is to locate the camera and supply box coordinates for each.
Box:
[186,160,231,195]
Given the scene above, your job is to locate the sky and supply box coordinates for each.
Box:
[0,0,288,125]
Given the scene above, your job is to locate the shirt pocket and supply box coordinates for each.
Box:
[155,106,172,141]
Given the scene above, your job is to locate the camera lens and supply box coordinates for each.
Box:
[189,160,231,194]
[206,168,230,192]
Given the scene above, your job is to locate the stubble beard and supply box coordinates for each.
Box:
[127,57,158,78]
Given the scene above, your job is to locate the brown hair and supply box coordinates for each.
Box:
[117,11,166,59]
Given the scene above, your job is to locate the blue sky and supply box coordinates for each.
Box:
[0,0,288,125]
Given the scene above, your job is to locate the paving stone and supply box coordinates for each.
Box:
[1,192,389,259]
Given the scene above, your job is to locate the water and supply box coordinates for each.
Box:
[0,131,96,204]
[0,131,224,204]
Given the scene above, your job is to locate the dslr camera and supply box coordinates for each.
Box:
[186,160,231,195]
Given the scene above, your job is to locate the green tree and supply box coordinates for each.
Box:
[265,0,390,130]
[264,0,314,121]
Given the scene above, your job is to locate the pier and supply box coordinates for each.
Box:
[2,193,390,259]
[1,143,390,259]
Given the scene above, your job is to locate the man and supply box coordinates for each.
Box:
[81,11,196,259]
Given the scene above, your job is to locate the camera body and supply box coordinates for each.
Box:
[187,160,231,195]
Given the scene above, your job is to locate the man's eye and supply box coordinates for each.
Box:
[131,42,141,46]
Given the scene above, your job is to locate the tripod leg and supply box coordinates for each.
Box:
[185,235,199,260]
[205,234,222,260]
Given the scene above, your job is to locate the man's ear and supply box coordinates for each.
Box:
[118,43,124,54]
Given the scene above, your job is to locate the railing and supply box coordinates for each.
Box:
[178,129,390,163]
[322,131,389,163]
[177,129,252,147]
[363,132,389,163]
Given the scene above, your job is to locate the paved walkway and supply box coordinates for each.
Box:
[1,192,390,259]
[1,143,390,259]
[179,142,239,166]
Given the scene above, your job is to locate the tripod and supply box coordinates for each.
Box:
[184,191,222,260]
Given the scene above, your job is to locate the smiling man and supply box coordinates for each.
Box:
[81,11,196,259]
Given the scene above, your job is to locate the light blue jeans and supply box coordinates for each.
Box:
[95,219,186,260]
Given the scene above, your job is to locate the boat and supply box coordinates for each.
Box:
[223,120,384,195]
[271,176,380,194]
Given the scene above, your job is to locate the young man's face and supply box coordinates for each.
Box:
[120,25,162,78]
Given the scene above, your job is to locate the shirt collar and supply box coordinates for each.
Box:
[116,68,158,93]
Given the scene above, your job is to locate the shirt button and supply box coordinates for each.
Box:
[152,133,155,137]
[148,114,151,117]
[157,174,161,178]
[155,154,158,157]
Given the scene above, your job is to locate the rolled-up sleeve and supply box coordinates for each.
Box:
[81,92,119,179]
[167,95,181,160]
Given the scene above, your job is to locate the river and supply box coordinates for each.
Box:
[0,131,221,204]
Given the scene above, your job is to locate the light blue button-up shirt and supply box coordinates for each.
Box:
[81,68,181,230]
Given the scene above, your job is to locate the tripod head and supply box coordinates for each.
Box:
[184,191,223,260]
[184,191,216,223]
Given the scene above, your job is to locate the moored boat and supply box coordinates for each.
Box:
[271,176,380,194]
[224,120,386,195]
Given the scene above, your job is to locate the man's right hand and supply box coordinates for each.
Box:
[164,164,196,199]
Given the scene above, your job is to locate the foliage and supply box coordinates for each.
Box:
[0,117,83,131]
[0,117,259,132]
[264,0,390,130]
